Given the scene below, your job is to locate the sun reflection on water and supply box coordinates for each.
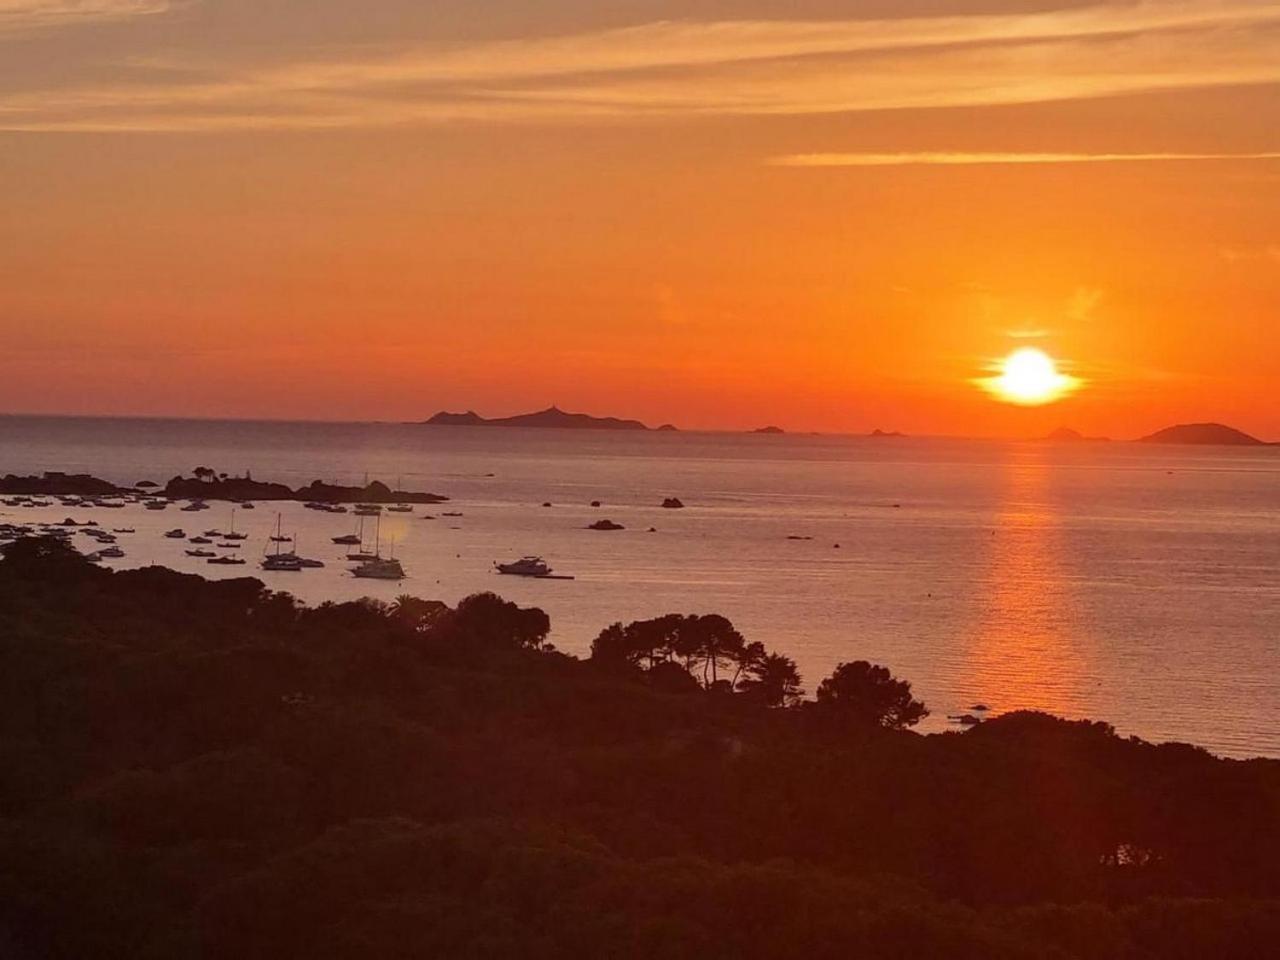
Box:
[963,450,1091,718]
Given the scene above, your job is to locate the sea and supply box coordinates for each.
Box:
[2,415,1277,759]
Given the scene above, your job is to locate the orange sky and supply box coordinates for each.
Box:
[1,0,1278,438]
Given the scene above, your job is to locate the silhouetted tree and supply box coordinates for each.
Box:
[816,660,928,728]
[193,466,215,483]
[446,592,550,649]
[390,595,448,633]
[739,652,804,707]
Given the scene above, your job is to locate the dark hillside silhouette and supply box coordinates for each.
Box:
[1,536,1278,958]
[1138,422,1266,445]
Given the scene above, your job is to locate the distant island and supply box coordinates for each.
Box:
[870,429,907,439]
[1043,427,1110,443]
[1138,422,1266,446]
[753,425,785,434]
[422,406,659,431]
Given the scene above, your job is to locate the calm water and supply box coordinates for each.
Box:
[2,415,1278,758]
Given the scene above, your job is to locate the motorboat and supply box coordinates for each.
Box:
[387,504,413,513]
[186,549,216,558]
[145,501,168,510]
[98,546,125,559]
[189,536,213,544]
[164,529,186,539]
[207,555,246,566]
[496,556,553,578]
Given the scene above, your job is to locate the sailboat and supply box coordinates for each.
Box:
[223,507,248,541]
[387,477,413,513]
[332,513,364,546]
[351,513,405,579]
[261,513,304,571]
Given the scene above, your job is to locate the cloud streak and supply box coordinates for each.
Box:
[771,151,1280,166]
[0,0,170,34]
[1,0,1279,130]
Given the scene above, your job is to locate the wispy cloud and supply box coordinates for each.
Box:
[0,0,171,34]
[771,152,1280,166]
[2,0,1279,130]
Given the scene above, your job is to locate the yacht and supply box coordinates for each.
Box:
[98,546,125,559]
[354,504,382,516]
[261,553,305,572]
[387,503,413,513]
[352,556,405,580]
[189,536,213,544]
[207,555,246,566]
[186,548,216,558]
[496,556,553,578]
[145,501,168,511]
[164,528,186,539]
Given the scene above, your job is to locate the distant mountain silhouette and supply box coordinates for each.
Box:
[753,426,785,434]
[1043,427,1110,443]
[1138,422,1265,446]
[870,429,907,439]
[423,406,652,431]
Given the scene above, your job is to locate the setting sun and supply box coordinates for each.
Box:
[980,348,1081,406]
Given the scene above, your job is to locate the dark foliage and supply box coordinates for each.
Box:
[1,537,1278,959]
[816,660,930,728]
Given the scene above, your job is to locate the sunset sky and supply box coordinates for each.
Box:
[1,0,1278,437]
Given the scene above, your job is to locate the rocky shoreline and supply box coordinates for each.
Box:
[1,471,449,504]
